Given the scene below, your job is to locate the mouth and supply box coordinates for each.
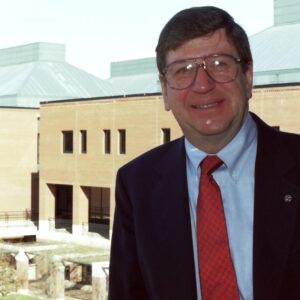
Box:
[191,100,222,109]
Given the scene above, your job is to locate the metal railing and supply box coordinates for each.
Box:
[0,210,38,226]
[89,206,110,222]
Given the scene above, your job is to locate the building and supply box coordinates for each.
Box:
[251,0,300,86]
[37,83,300,242]
[108,57,160,95]
[38,95,181,241]
[0,42,123,108]
[1,0,300,243]
[0,106,39,238]
[0,42,121,241]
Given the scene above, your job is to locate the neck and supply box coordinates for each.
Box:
[189,135,230,154]
[185,114,248,154]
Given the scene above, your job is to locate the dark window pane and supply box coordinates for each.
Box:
[119,129,126,154]
[162,128,171,144]
[62,131,73,153]
[103,129,111,154]
[80,130,87,153]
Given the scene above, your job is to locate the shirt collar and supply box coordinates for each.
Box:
[185,113,257,180]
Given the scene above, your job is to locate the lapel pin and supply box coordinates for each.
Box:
[284,195,293,203]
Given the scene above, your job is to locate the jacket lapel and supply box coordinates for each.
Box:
[252,114,300,299]
[150,138,197,298]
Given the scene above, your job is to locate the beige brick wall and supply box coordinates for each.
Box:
[39,96,181,186]
[0,107,39,212]
[39,95,182,229]
[1,85,299,237]
[39,86,300,233]
[251,85,300,133]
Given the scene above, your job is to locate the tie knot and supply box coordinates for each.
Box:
[200,155,223,175]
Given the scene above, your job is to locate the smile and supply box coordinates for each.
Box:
[191,101,220,109]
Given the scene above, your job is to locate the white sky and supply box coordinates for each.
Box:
[0,0,273,79]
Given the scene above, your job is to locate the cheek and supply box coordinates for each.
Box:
[165,90,186,109]
[229,79,251,106]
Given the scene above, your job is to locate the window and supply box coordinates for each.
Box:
[37,116,40,165]
[103,129,111,154]
[62,131,73,153]
[118,129,126,154]
[80,130,87,153]
[37,133,40,164]
[162,128,171,144]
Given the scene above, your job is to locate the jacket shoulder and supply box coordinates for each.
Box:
[252,112,300,161]
[252,112,300,144]
[118,137,184,174]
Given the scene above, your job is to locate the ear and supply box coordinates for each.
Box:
[159,75,171,111]
[244,63,253,100]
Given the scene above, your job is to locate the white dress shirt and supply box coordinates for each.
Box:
[185,113,257,300]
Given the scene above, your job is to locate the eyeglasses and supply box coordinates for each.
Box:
[162,54,241,90]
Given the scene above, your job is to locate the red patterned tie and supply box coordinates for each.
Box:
[197,155,239,299]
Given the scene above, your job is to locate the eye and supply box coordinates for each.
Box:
[175,63,194,75]
[212,59,228,69]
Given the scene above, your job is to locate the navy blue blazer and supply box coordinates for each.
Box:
[109,113,300,300]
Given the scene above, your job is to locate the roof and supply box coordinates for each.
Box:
[0,42,123,107]
[108,0,300,92]
[108,73,160,95]
[108,57,161,94]
[109,21,300,92]
[250,23,300,85]
[110,57,157,76]
[274,0,300,26]
[2,0,300,105]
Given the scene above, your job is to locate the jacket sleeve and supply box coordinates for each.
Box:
[108,169,148,299]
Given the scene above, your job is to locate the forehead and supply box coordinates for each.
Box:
[165,29,238,65]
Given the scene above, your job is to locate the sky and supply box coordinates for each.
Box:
[0,0,274,79]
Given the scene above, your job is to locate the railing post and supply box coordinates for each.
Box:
[25,209,30,220]
[16,249,29,293]
[92,261,109,300]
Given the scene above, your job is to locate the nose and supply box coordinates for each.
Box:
[191,66,215,93]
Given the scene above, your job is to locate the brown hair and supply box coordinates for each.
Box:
[156,6,252,74]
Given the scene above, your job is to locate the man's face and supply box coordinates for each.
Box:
[160,28,253,153]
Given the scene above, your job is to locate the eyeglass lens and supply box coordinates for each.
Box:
[165,55,240,90]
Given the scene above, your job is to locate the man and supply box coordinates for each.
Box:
[109,6,300,300]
